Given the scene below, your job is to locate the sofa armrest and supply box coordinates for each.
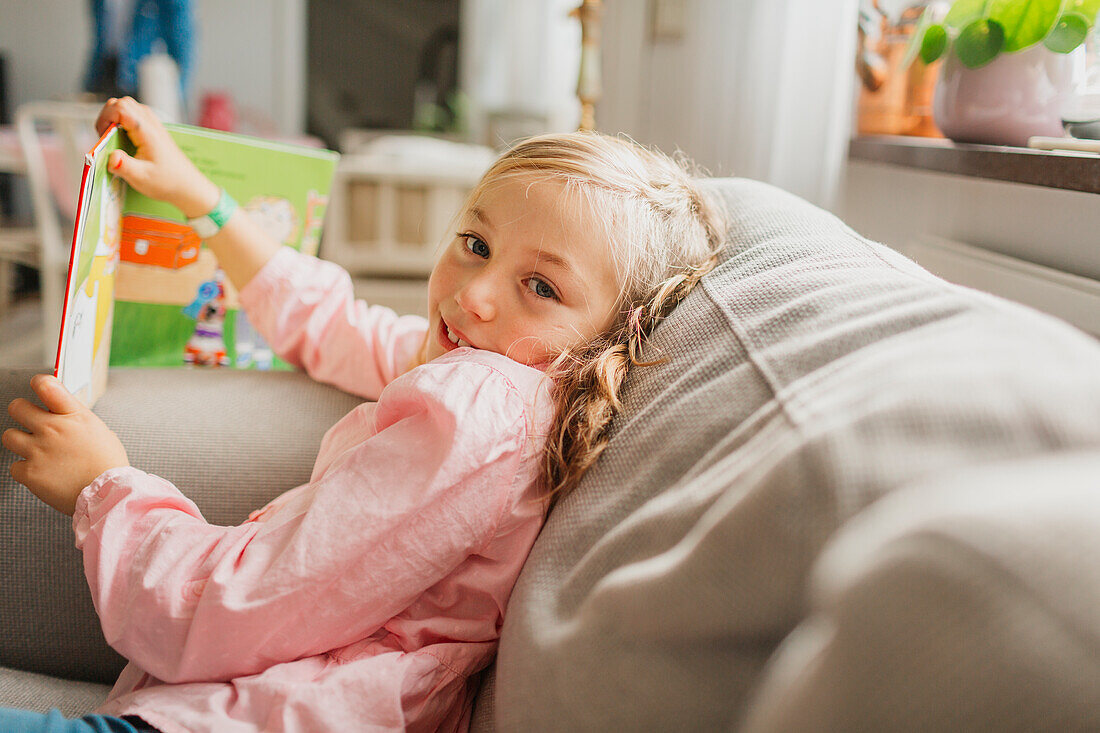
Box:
[0,367,362,685]
[741,451,1100,732]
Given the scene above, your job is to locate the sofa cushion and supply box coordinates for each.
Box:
[742,450,1100,732]
[0,666,110,718]
[476,178,1100,731]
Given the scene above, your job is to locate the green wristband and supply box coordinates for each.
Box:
[187,188,238,239]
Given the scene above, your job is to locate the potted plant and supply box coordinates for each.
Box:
[910,0,1100,146]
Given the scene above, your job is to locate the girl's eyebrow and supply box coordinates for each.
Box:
[470,207,492,229]
[534,250,576,277]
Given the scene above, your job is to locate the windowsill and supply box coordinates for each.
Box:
[848,135,1100,195]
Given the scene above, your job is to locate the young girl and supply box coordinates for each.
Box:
[2,97,726,733]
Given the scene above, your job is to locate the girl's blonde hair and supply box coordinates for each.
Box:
[464,132,728,503]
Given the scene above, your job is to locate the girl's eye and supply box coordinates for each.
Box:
[527,277,558,300]
[461,234,490,259]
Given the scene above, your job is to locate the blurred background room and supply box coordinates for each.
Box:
[1,0,1097,370]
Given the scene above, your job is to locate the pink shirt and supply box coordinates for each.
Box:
[74,248,554,732]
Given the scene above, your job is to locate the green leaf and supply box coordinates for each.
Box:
[1044,11,1091,52]
[988,0,1062,52]
[921,23,950,62]
[902,7,937,68]
[955,18,1006,67]
[945,0,991,29]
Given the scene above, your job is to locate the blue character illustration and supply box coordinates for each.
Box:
[183,270,229,367]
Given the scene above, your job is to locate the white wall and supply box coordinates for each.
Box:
[601,0,857,178]
[459,0,581,145]
[598,0,857,208]
[0,0,89,114]
[599,0,730,174]
[0,0,305,134]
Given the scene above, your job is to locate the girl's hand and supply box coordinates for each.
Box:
[2,375,129,516]
[96,96,221,218]
[98,97,282,292]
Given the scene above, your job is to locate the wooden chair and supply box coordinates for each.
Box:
[0,129,37,322]
[5,101,101,364]
[0,209,38,320]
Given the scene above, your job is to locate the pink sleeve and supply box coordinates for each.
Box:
[237,247,428,399]
[73,357,529,684]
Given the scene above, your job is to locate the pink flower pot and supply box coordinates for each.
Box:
[933,44,1082,147]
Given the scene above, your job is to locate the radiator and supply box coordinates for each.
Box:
[902,236,1100,339]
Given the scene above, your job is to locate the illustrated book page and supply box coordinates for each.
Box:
[110,124,339,370]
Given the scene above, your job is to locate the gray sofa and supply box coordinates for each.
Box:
[3,178,1099,731]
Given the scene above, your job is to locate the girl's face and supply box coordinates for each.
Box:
[422,176,621,368]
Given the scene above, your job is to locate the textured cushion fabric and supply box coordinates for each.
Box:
[0,666,111,717]
[743,451,1100,732]
[476,178,1100,731]
[0,368,362,689]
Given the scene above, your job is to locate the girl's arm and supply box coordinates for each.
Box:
[96,96,279,294]
[73,356,534,684]
[237,248,427,398]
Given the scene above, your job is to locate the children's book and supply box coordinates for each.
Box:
[55,123,339,407]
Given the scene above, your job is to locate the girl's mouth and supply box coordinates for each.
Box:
[438,319,473,350]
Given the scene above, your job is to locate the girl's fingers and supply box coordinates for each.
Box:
[94,99,117,136]
[107,149,156,190]
[111,97,152,147]
[96,97,158,149]
[6,397,49,431]
[1,426,32,458]
[29,374,83,416]
[94,96,133,136]
[95,97,138,137]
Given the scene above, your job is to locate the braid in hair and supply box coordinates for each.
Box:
[539,252,719,503]
[539,170,726,502]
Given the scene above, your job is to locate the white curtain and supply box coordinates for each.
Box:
[601,0,860,211]
[459,0,582,145]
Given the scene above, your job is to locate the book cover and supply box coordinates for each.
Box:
[55,123,339,406]
[54,124,129,407]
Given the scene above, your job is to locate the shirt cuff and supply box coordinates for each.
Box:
[71,466,146,548]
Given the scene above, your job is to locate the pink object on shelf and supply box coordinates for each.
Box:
[197,92,237,132]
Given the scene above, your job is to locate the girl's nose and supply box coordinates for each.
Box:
[455,273,497,321]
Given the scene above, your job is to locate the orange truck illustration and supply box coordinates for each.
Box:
[119,214,201,270]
